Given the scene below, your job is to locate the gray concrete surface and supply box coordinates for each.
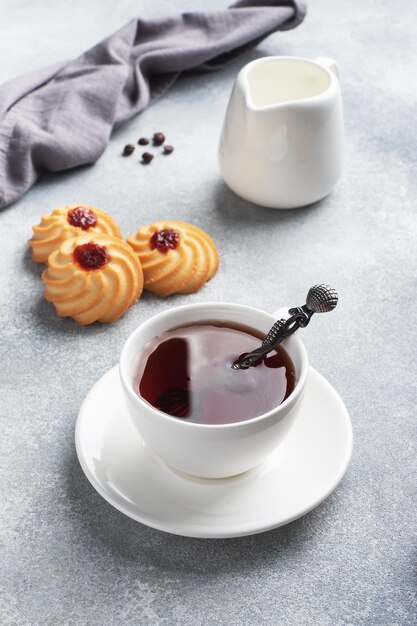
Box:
[1,1,416,624]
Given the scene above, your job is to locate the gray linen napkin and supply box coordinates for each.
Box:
[0,0,306,209]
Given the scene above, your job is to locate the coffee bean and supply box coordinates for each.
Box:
[142,152,154,164]
[123,144,135,156]
[138,137,149,145]
[163,144,174,155]
[153,132,165,146]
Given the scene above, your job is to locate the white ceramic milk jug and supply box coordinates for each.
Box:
[219,56,344,209]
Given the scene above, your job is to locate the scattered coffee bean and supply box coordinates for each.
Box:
[142,152,154,164]
[163,144,174,155]
[123,144,135,156]
[138,137,149,145]
[153,132,165,146]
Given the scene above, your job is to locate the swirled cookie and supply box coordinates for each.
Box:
[29,204,121,263]
[42,234,143,325]
[126,221,219,296]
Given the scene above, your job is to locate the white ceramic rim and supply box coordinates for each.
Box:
[119,302,308,430]
[241,56,338,111]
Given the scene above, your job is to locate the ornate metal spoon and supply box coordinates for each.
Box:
[232,284,338,370]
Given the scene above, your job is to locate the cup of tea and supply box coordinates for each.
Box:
[219,56,344,209]
[119,302,308,479]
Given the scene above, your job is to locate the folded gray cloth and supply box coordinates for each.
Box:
[0,0,306,209]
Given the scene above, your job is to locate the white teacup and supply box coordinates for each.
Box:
[219,56,344,209]
[120,303,308,479]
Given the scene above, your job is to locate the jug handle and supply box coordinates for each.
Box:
[315,56,340,80]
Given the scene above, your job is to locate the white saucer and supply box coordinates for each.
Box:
[75,366,352,538]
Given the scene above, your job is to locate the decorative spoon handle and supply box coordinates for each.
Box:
[232,284,338,370]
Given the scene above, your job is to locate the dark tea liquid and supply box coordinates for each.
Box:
[136,322,296,425]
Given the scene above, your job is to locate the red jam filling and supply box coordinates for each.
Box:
[150,229,180,253]
[67,207,97,230]
[73,242,110,270]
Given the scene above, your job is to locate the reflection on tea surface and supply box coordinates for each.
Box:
[136,322,296,425]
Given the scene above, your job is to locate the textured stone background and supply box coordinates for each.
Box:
[1,1,416,624]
